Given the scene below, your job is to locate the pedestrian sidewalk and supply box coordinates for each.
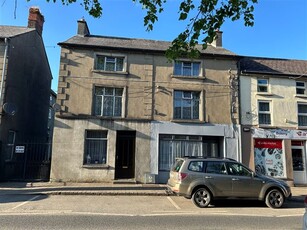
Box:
[0,182,167,196]
[0,182,305,203]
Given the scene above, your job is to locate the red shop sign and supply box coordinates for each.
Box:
[254,139,282,149]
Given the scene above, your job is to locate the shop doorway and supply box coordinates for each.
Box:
[291,141,307,184]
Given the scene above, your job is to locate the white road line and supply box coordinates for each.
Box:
[10,195,41,210]
[167,197,181,210]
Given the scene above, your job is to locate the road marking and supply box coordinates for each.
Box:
[167,197,181,210]
[10,195,41,210]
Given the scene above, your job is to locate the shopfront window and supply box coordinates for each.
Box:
[254,139,285,178]
[159,135,220,171]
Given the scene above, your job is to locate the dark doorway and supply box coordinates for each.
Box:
[115,131,136,179]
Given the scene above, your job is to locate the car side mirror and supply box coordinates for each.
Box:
[251,172,255,178]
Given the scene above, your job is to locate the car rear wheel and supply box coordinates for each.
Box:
[265,189,284,208]
[192,188,211,208]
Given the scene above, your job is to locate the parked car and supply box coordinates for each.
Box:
[167,157,292,208]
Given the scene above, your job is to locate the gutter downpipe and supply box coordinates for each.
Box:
[0,38,9,104]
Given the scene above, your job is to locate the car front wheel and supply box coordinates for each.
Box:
[192,187,211,208]
[265,189,284,208]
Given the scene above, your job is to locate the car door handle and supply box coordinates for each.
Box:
[205,176,212,179]
[232,178,239,181]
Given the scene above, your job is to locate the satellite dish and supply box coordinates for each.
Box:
[3,103,18,115]
[52,103,61,112]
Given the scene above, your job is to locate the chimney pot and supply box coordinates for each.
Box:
[28,7,44,36]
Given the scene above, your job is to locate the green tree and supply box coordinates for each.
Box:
[27,0,258,59]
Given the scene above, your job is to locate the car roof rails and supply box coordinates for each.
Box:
[182,156,237,161]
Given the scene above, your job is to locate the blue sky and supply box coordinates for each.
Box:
[1,0,306,91]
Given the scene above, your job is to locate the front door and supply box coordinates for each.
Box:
[291,142,307,184]
[115,131,136,179]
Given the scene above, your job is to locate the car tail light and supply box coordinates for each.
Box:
[178,172,187,181]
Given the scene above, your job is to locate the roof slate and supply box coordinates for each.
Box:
[240,57,307,76]
[59,35,237,56]
[0,26,35,38]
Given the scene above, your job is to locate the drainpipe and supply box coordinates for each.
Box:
[0,38,9,104]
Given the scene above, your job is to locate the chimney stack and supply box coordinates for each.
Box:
[77,18,90,36]
[211,30,223,48]
[28,7,44,36]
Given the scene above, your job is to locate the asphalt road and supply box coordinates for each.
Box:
[0,194,305,229]
[0,214,303,230]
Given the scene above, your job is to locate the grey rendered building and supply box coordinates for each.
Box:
[0,7,52,181]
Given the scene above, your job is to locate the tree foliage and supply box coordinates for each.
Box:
[26,0,258,59]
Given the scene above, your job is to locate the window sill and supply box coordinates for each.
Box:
[256,92,274,96]
[258,124,272,128]
[295,94,307,98]
[171,119,205,124]
[171,75,205,80]
[92,70,129,76]
[82,164,109,169]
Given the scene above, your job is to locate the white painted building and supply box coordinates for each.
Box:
[240,57,307,185]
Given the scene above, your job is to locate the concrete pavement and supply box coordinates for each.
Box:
[0,182,305,203]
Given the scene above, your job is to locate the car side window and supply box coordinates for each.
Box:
[227,162,251,177]
[188,161,205,172]
[205,161,227,175]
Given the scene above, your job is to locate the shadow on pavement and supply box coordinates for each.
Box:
[0,194,49,204]
[211,198,305,209]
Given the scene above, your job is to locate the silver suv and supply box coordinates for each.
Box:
[167,157,292,208]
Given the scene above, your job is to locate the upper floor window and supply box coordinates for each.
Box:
[298,103,307,127]
[296,81,306,95]
[258,101,271,125]
[95,55,124,72]
[174,61,200,76]
[174,90,200,120]
[94,87,123,117]
[257,79,268,92]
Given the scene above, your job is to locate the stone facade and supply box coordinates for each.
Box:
[51,20,240,183]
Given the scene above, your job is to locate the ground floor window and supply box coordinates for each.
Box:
[84,130,107,165]
[254,139,285,177]
[159,135,221,171]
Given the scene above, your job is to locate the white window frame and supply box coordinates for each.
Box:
[84,130,108,165]
[94,52,127,72]
[296,81,306,95]
[173,90,200,120]
[298,103,307,127]
[257,78,269,93]
[173,60,202,77]
[94,86,124,117]
[258,101,271,125]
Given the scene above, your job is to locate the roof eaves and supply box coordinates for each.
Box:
[240,69,304,77]
[58,42,238,59]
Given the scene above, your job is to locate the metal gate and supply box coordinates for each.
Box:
[3,141,51,181]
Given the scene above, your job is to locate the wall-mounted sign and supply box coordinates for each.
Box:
[15,146,25,153]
